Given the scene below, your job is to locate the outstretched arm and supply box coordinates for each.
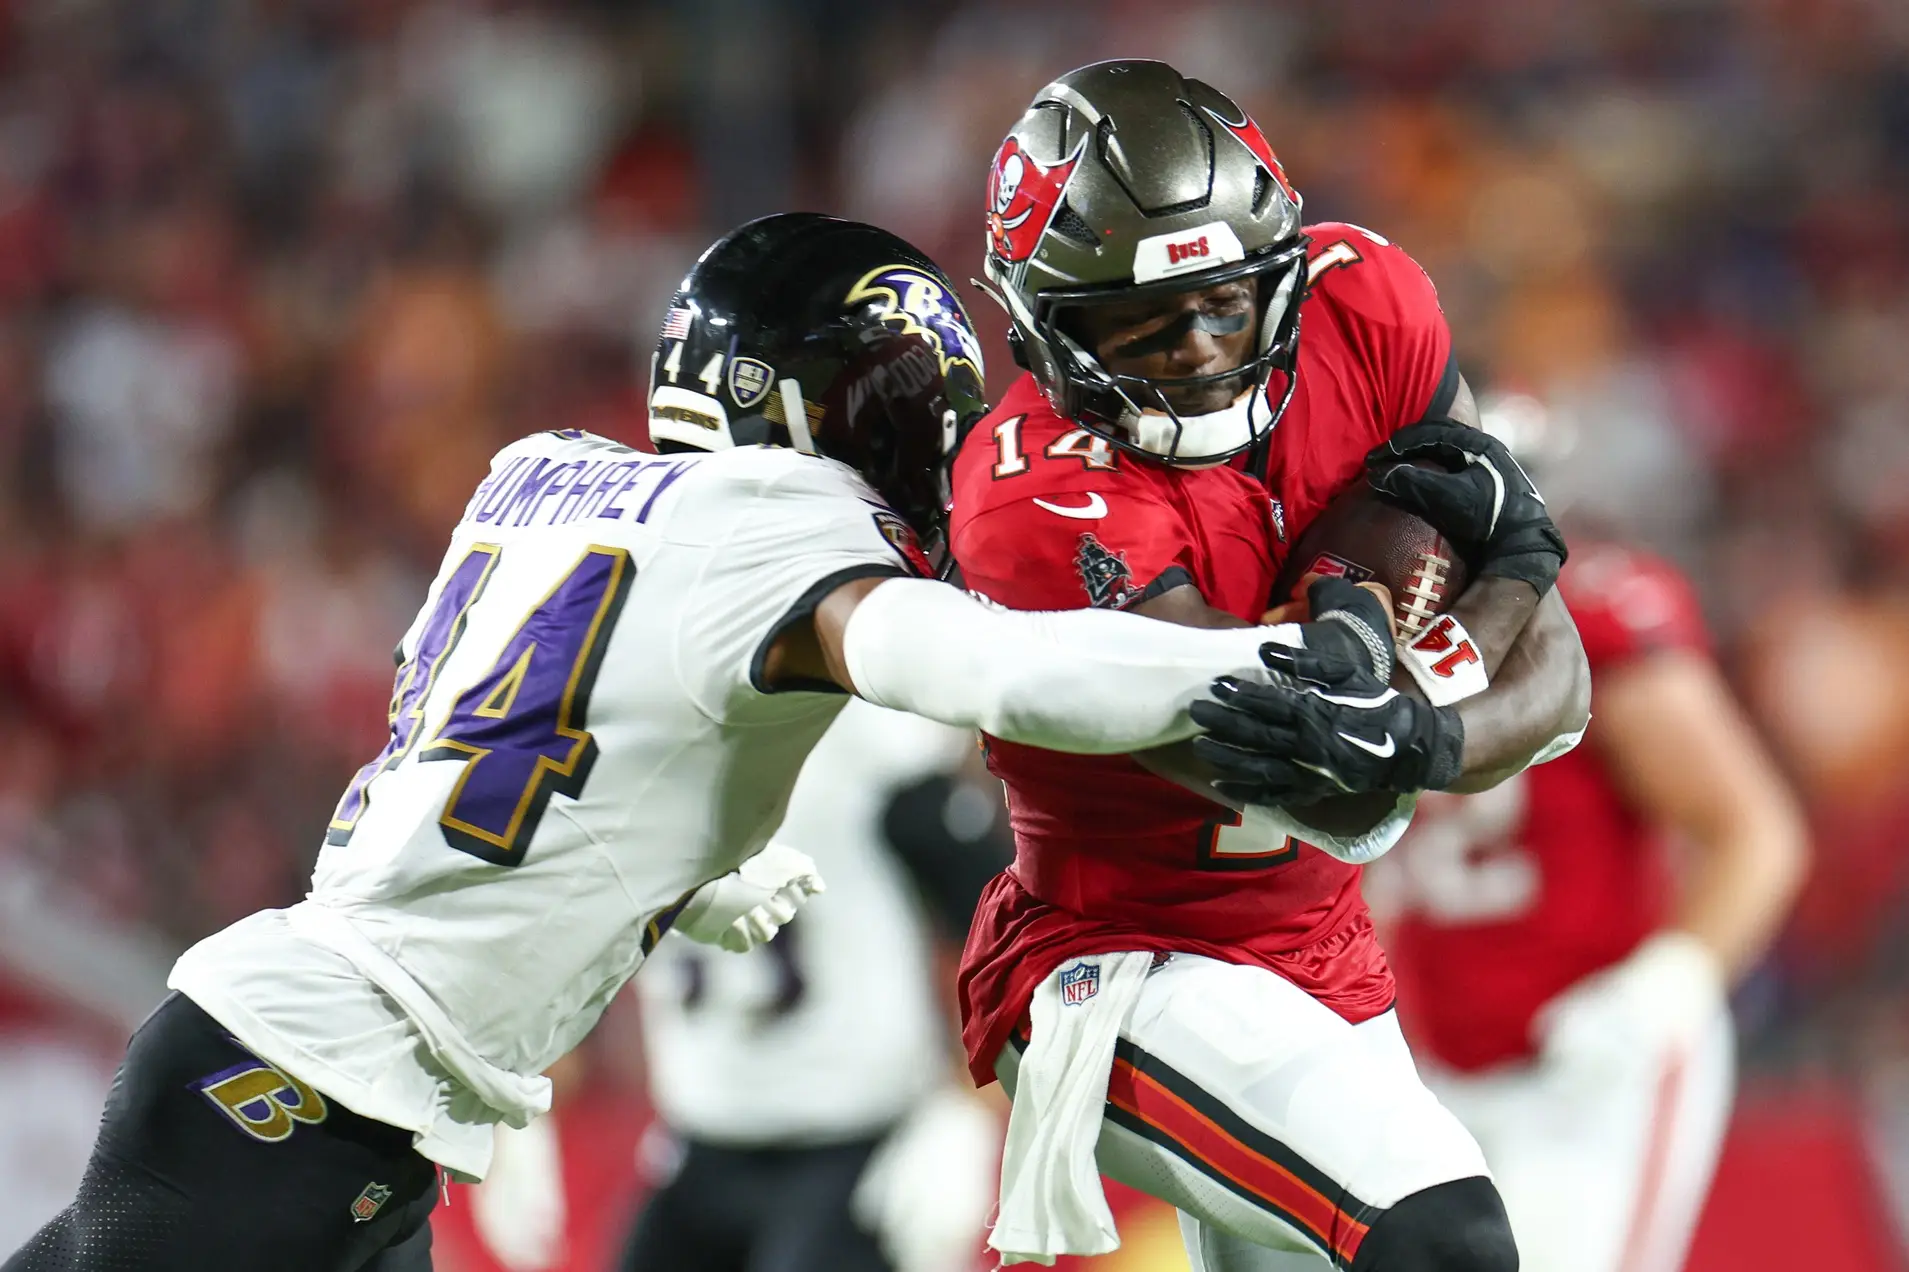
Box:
[826,576,1286,752]
[1130,570,1588,797]
[760,574,1297,754]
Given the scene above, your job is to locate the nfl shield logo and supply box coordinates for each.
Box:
[350,1182,393,1223]
[1306,552,1373,584]
[1059,961,1100,1007]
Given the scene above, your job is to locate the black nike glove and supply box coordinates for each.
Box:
[1190,582,1465,804]
[1367,420,1567,596]
[1291,575,1396,685]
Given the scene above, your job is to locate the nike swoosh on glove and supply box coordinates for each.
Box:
[676,841,825,953]
[1190,579,1465,803]
[1368,420,1568,595]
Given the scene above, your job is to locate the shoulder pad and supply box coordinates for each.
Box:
[1303,223,1440,309]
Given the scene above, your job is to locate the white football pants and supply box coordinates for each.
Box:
[995,953,1490,1269]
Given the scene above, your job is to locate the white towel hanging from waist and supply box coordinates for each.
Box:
[990,950,1154,1266]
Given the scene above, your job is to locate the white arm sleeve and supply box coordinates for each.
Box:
[840,578,1296,754]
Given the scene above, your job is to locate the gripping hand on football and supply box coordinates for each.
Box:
[1367,420,1567,595]
[677,841,825,953]
[1190,577,1466,804]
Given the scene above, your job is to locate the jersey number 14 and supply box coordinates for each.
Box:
[326,543,635,867]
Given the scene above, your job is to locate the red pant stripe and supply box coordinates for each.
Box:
[1107,1054,1370,1264]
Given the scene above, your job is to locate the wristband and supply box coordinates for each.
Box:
[1398,613,1489,707]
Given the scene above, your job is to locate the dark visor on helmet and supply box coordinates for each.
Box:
[1030,238,1309,463]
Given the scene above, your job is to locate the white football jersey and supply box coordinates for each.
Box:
[169,430,924,1179]
[637,700,970,1145]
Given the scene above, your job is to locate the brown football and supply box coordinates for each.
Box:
[1267,460,1468,841]
[1270,460,1469,640]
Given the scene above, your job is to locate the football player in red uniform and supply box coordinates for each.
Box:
[951,61,1590,1271]
[1371,406,1808,1272]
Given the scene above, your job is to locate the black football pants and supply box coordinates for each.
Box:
[620,1136,894,1272]
[1,993,438,1272]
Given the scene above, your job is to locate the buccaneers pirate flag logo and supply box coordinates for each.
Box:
[1076,533,1137,609]
[987,136,1085,266]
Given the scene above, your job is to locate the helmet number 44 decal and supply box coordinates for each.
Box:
[659,342,725,397]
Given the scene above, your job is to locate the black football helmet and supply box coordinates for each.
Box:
[647,213,989,571]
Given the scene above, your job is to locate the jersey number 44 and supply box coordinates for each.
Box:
[325,542,635,867]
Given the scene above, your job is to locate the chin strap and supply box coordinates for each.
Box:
[968,275,1014,318]
[1129,391,1262,464]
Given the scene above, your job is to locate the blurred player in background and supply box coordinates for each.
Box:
[1369,393,1809,1272]
[954,60,1588,1271]
[622,700,1006,1272]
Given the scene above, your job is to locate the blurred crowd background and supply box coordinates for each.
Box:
[0,0,1908,1266]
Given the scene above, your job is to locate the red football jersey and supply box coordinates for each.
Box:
[1380,543,1710,1072]
[952,224,1455,1084]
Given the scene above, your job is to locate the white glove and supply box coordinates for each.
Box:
[851,1086,1003,1272]
[1531,930,1725,1095]
[471,1116,568,1271]
[675,841,825,953]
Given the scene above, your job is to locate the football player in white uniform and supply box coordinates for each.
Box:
[3,214,1399,1272]
[617,700,1002,1272]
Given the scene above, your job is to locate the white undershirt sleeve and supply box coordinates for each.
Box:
[839,578,1296,755]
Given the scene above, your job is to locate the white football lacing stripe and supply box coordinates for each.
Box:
[1396,552,1449,638]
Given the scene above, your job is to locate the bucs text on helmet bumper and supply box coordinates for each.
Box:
[981,59,1309,467]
